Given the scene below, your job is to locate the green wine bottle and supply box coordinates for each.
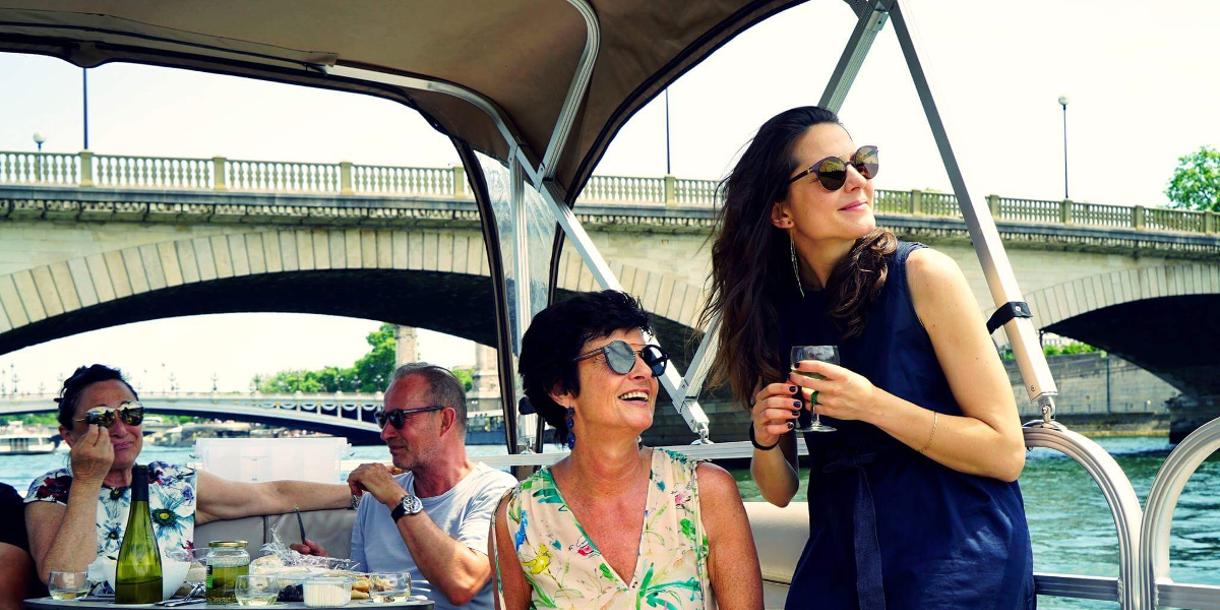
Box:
[115,464,163,604]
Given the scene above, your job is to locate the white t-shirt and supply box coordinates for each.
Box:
[350,463,516,610]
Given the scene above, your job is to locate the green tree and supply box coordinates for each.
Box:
[451,367,475,392]
[1166,146,1220,211]
[350,324,397,392]
[254,324,398,393]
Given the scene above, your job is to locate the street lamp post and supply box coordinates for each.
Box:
[32,132,45,181]
[664,88,672,175]
[1058,95,1069,200]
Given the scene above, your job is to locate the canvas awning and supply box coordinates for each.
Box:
[0,0,801,205]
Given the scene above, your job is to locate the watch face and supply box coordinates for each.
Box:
[401,494,422,515]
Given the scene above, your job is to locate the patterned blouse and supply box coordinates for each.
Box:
[25,461,197,560]
[499,447,711,609]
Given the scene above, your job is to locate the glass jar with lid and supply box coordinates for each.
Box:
[205,540,250,604]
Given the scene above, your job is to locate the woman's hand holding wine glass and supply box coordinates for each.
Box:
[789,357,880,425]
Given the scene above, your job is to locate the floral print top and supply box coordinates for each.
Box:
[25,461,197,560]
[499,447,711,609]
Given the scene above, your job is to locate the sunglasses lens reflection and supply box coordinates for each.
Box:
[600,341,668,377]
[123,407,144,426]
[85,409,115,427]
[853,146,879,179]
[604,341,637,375]
[816,157,847,190]
[641,346,668,377]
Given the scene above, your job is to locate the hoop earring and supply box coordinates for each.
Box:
[790,235,806,299]
[565,406,576,450]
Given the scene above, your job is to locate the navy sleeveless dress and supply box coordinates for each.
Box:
[780,241,1035,609]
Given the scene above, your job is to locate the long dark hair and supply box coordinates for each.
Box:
[698,106,897,406]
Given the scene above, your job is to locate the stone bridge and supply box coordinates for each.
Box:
[0,392,390,444]
[2,151,1218,440]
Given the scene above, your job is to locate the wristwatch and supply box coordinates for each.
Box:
[390,493,423,522]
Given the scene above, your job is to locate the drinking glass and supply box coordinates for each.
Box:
[368,571,412,603]
[48,570,91,601]
[235,574,279,607]
[790,345,839,432]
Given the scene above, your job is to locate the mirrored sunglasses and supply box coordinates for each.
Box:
[375,405,445,429]
[787,145,879,190]
[574,339,668,377]
[74,402,145,428]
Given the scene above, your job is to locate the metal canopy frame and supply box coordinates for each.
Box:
[679,0,1060,429]
[341,0,1065,446]
[331,0,715,447]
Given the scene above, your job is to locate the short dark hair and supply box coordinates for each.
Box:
[390,363,468,430]
[55,364,139,429]
[518,290,652,441]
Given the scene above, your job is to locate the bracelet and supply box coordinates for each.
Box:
[919,411,939,454]
[749,423,779,451]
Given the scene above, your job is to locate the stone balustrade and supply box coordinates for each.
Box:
[1,149,1216,235]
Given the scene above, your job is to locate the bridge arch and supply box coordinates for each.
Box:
[1008,264,1220,415]
[0,227,705,356]
[1018,263,1220,333]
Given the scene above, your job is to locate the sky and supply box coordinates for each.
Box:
[0,0,1217,395]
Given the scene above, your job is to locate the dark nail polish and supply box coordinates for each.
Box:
[787,421,795,430]
[789,385,798,393]
[793,400,802,409]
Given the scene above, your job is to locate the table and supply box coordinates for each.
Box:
[24,598,433,610]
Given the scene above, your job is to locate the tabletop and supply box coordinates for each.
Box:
[23,598,433,610]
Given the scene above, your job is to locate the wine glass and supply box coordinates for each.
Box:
[235,574,280,607]
[48,571,90,600]
[368,571,412,603]
[790,345,839,432]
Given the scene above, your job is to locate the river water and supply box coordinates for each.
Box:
[3,435,1215,609]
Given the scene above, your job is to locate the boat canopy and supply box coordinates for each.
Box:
[0,0,800,205]
[9,6,1220,607]
[0,0,1058,452]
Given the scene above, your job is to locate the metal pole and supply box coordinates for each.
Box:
[82,68,90,150]
[1059,95,1069,200]
[889,1,1059,410]
[664,88,672,175]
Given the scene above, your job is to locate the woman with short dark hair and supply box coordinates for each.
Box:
[25,364,354,585]
[701,106,1034,608]
[491,290,762,609]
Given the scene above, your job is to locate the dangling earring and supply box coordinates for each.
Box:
[565,406,576,450]
[790,235,806,299]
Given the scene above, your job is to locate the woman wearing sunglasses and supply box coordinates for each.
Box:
[23,364,353,585]
[491,290,762,609]
[699,107,1033,609]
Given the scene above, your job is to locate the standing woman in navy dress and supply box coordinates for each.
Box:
[699,106,1034,609]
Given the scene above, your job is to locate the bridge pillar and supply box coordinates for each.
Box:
[1167,393,1220,444]
[470,343,501,416]
[212,157,228,191]
[395,325,418,366]
[79,150,94,187]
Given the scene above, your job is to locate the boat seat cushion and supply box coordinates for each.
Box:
[744,501,808,608]
[195,508,357,560]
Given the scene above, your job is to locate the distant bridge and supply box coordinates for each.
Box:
[1,392,396,444]
[2,150,1220,441]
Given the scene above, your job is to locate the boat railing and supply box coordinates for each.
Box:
[1140,416,1220,609]
[474,418,1220,610]
[1022,421,1143,607]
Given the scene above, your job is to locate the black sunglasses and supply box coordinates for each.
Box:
[375,405,446,429]
[74,402,145,428]
[788,145,879,190]
[574,340,668,377]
